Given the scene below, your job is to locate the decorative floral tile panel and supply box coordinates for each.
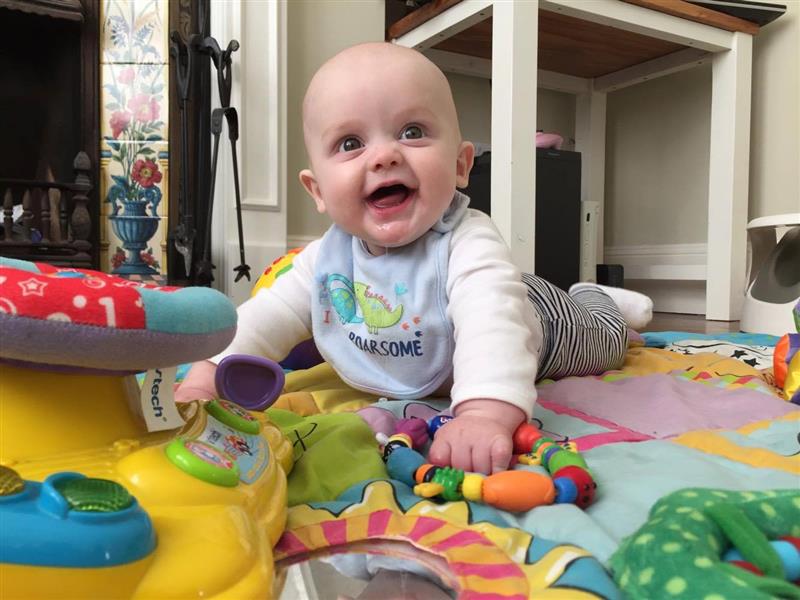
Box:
[99,0,169,276]
[101,0,168,65]
[100,140,168,275]
[101,63,167,143]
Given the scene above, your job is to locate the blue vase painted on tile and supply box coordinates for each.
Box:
[108,195,161,275]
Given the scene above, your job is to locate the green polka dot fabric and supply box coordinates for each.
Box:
[610,488,800,599]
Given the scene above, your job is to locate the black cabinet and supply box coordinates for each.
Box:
[462,148,582,291]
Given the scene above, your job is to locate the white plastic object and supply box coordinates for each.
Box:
[740,213,800,336]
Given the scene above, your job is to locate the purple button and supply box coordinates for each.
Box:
[215,354,285,411]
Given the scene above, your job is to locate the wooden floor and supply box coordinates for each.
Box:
[646,312,740,335]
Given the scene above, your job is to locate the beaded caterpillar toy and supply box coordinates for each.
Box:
[380,419,597,513]
[723,538,800,581]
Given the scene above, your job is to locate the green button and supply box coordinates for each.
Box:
[205,399,261,435]
[54,477,133,512]
[165,439,240,487]
[0,465,25,496]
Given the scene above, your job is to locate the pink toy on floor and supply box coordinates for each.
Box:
[536,131,563,150]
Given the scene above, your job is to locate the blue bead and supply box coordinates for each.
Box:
[542,445,561,470]
[386,447,425,488]
[427,415,453,438]
[722,548,743,562]
[553,477,578,504]
[772,540,800,581]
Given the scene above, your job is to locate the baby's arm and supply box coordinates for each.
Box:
[175,242,320,404]
[429,212,541,474]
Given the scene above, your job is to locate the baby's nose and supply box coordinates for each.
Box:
[369,142,403,171]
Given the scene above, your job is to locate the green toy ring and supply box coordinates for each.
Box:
[205,399,261,435]
[165,438,240,487]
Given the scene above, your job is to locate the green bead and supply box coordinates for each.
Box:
[432,466,465,501]
[531,437,555,453]
[547,449,588,474]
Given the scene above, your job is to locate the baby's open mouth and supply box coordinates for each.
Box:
[368,184,411,208]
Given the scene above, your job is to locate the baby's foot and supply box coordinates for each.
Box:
[570,283,654,330]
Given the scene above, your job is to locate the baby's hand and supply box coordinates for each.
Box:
[428,399,525,474]
[174,360,219,403]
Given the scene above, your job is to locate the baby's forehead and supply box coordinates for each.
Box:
[305,50,453,118]
[326,43,432,75]
[317,51,443,96]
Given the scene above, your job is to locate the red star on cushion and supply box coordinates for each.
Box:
[18,278,47,297]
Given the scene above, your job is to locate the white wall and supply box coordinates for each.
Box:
[286,0,385,243]
[448,73,493,147]
[605,2,799,248]
[605,65,712,247]
[750,2,800,219]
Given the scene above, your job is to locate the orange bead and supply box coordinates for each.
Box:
[414,464,435,484]
[481,470,555,512]
[512,423,542,454]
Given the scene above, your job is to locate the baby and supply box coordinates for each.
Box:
[177,42,652,475]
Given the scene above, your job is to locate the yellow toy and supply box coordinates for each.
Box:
[252,247,303,296]
[0,258,293,599]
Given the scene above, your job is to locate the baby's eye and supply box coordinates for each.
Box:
[400,125,424,140]
[338,137,363,153]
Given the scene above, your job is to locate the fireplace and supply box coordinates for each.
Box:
[0,0,99,267]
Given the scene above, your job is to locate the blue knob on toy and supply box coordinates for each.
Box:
[386,446,425,487]
[553,476,578,504]
[427,415,453,438]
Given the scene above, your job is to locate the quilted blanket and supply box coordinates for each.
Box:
[270,334,799,598]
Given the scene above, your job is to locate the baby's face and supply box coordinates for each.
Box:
[300,45,473,255]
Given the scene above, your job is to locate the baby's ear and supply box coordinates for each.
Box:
[299,169,326,213]
[455,141,475,188]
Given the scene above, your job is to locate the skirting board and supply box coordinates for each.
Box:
[604,243,709,315]
[626,279,707,315]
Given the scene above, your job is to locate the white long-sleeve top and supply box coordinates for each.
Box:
[214,208,542,418]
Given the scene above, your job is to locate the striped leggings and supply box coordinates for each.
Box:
[521,274,628,381]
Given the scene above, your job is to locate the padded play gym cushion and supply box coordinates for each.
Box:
[0,257,237,373]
